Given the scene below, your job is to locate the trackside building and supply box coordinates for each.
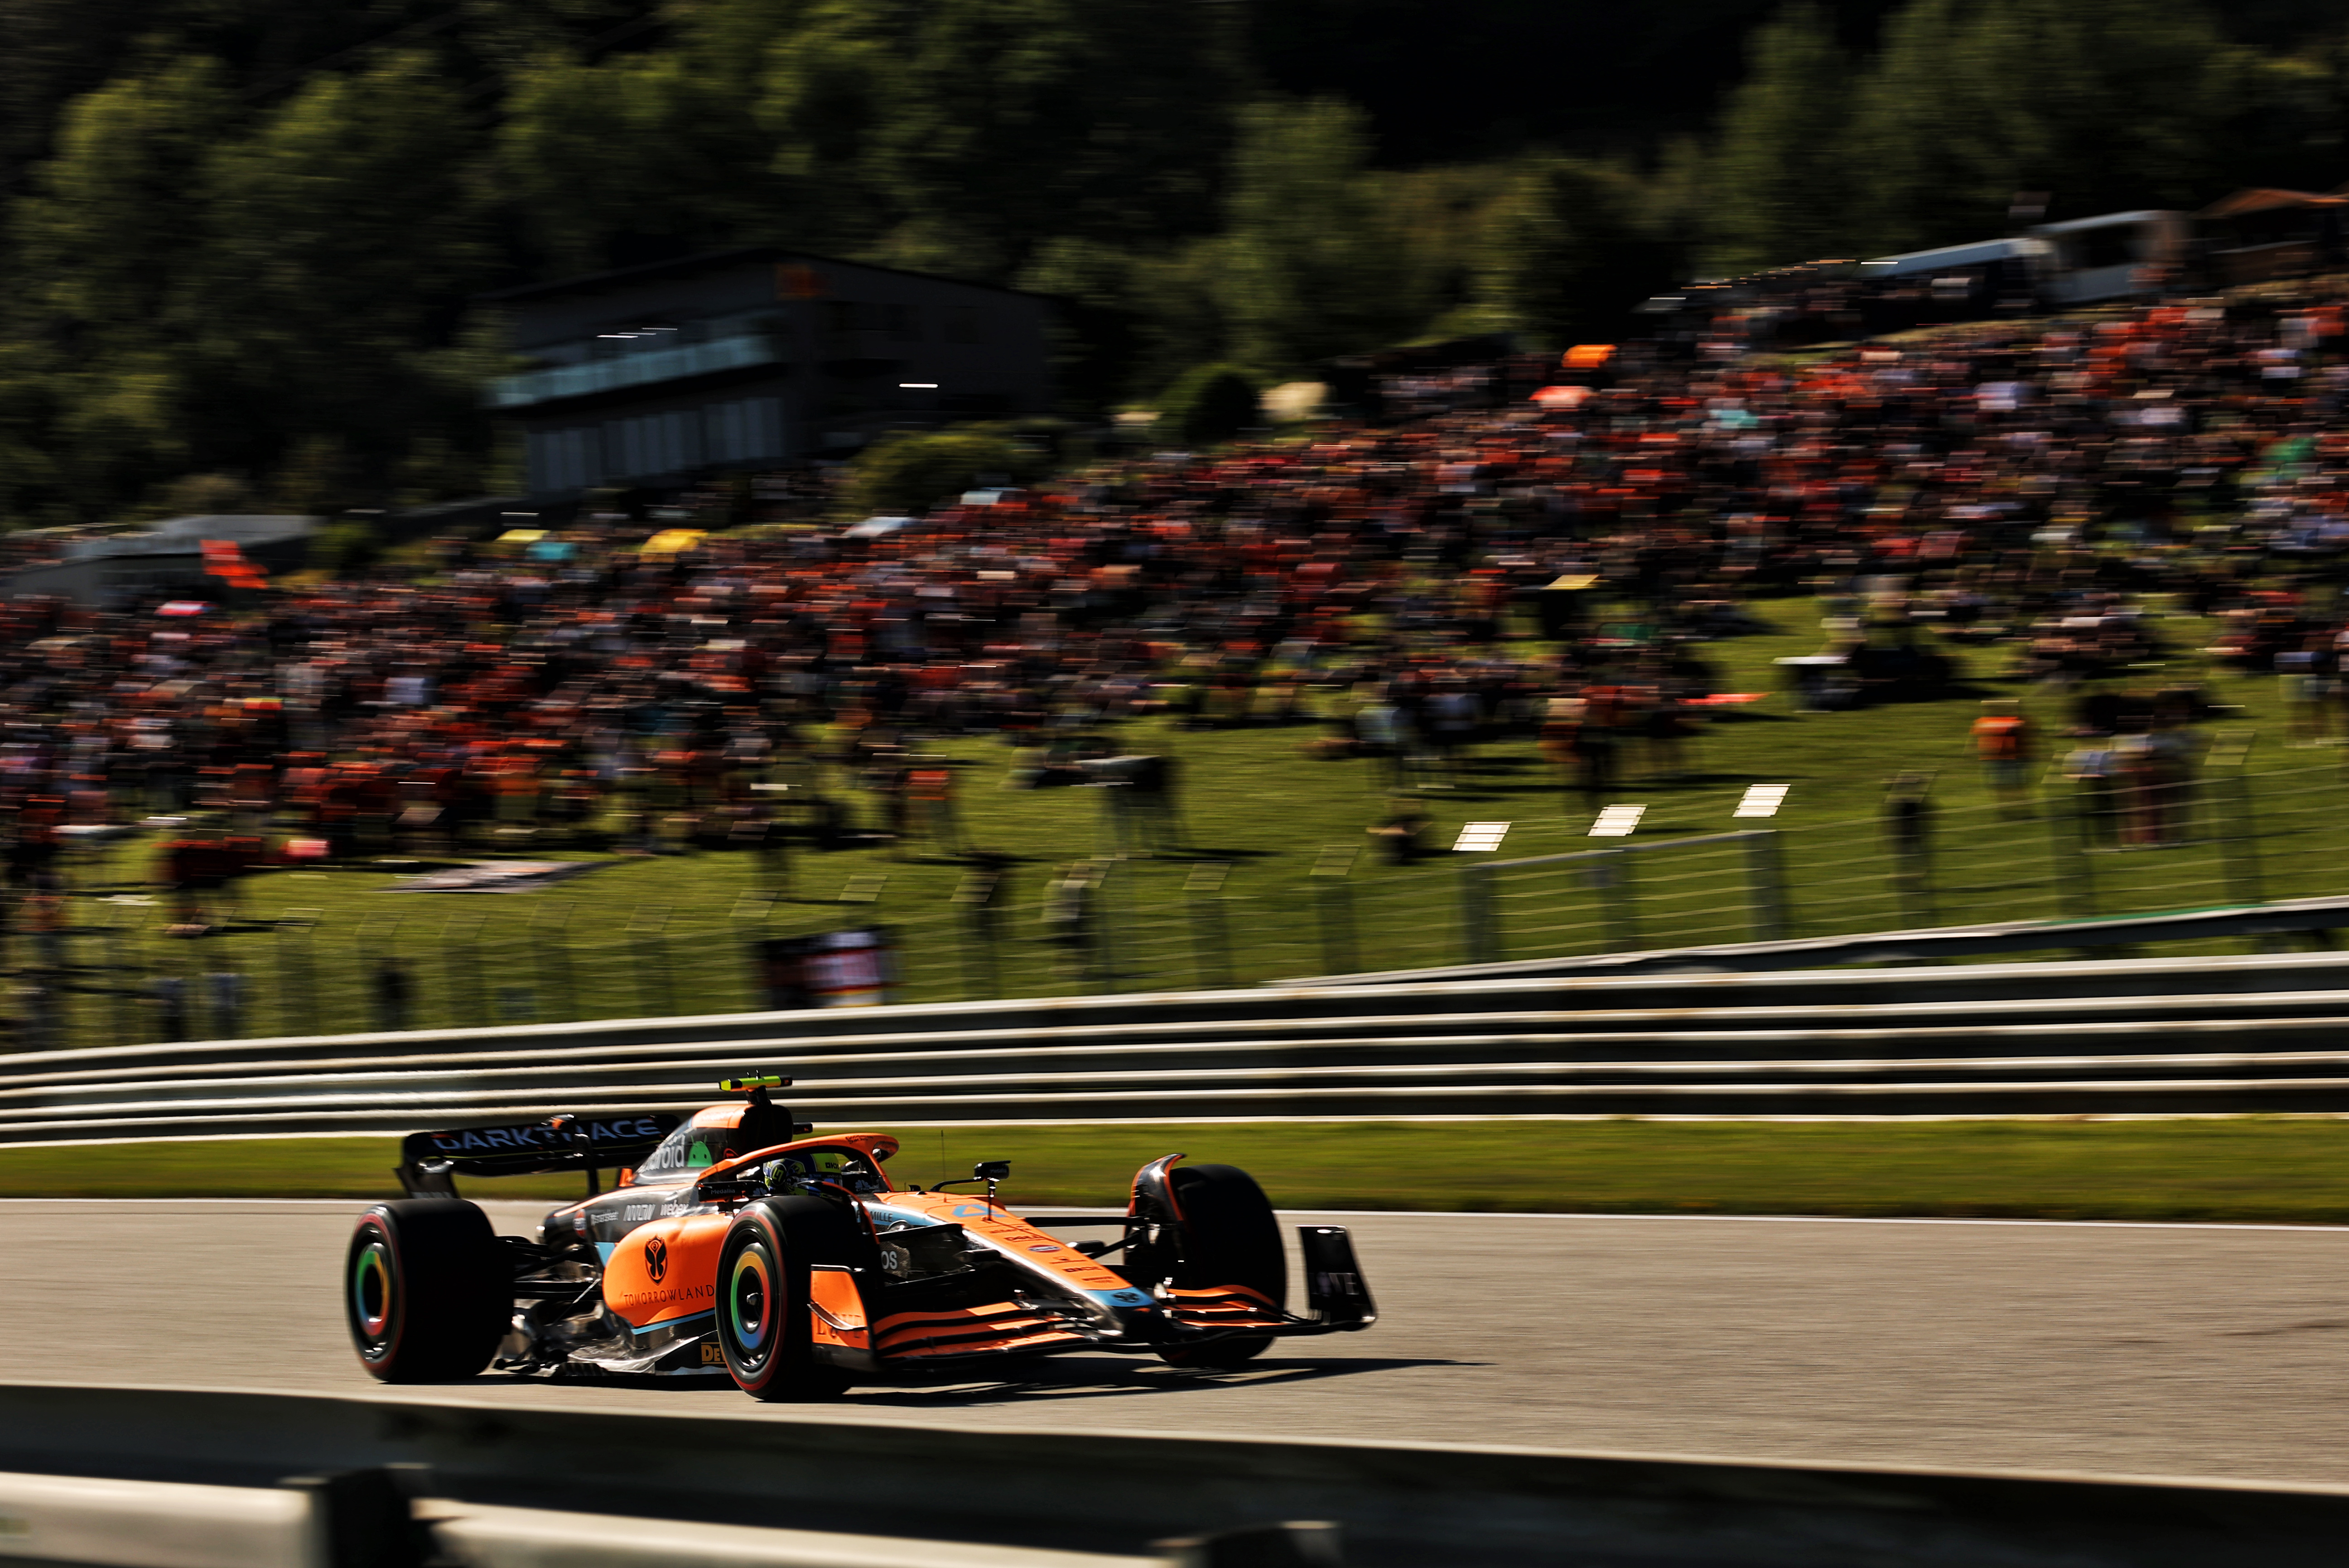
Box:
[482,247,1054,497]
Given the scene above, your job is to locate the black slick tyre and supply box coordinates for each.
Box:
[1154,1163,1286,1368]
[714,1196,858,1402]
[346,1199,509,1382]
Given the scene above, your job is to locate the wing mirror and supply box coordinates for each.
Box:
[936,1161,1012,1209]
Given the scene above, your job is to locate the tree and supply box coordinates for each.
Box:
[1214,99,1422,374]
[13,58,229,352]
[1018,237,1151,421]
[1159,364,1260,445]
[1696,5,1854,276]
[190,52,495,497]
[0,0,150,185]
[6,59,231,515]
[1477,159,1673,348]
[501,0,799,276]
[1842,0,2249,254]
[757,0,1241,281]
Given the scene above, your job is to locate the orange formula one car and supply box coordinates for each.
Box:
[346,1077,1375,1399]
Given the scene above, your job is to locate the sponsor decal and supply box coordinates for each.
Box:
[700,1343,725,1366]
[613,1282,715,1310]
[1028,1244,1058,1253]
[427,1116,666,1156]
[644,1237,669,1283]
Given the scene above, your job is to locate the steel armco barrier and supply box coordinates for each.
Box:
[1,1383,2346,1568]
[1294,891,2349,985]
[10,950,2349,1143]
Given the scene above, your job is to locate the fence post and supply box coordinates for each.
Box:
[1893,841,1935,928]
[2048,795,2095,920]
[953,869,1003,1001]
[278,911,319,1035]
[374,955,415,1032]
[1458,861,1499,964]
[147,975,183,1045]
[1091,859,1119,994]
[106,922,133,1046]
[962,905,1000,999]
[1095,784,1127,859]
[1744,830,1789,942]
[532,902,577,1023]
[627,908,672,1018]
[1597,848,1638,951]
[1883,779,1935,929]
[2218,767,2265,907]
[1315,877,1359,977]
[207,971,246,1040]
[442,912,490,1027]
[1185,864,1233,989]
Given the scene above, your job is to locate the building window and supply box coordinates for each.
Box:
[944,306,987,344]
[611,410,699,479]
[529,427,603,492]
[886,304,921,341]
[706,397,784,464]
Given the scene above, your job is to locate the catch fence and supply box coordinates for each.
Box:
[5,757,2349,1046]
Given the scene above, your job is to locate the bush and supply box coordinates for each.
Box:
[845,427,1047,517]
[311,517,381,574]
[1158,364,1259,447]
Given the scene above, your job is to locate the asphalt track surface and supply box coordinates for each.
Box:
[14,1199,2349,1483]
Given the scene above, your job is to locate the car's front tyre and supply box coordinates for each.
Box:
[346,1199,508,1382]
[715,1197,856,1402]
[1141,1163,1286,1368]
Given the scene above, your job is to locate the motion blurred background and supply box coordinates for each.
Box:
[5,0,2349,521]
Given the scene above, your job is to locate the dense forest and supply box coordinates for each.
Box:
[5,0,2349,527]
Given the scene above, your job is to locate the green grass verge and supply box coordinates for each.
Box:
[21,1120,2349,1224]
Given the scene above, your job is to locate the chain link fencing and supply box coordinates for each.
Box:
[10,758,2349,1047]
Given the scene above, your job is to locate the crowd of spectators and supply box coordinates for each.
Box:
[8,273,2349,902]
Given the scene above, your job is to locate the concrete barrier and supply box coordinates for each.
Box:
[422,1503,1155,1568]
[2,1383,2347,1567]
[0,1469,315,1568]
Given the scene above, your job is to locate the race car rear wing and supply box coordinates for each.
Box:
[396,1112,681,1198]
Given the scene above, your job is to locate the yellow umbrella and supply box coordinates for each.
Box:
[642,528,708,554]
[495,528,547,544]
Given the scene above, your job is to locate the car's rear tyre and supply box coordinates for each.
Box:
[1148,1163,1286,1368]
[346,1199,508,1382]
[715,1196,858,1402]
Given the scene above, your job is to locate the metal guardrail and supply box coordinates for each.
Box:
[10,951,2349,1143]
[4,1383,2347,1568]
[1296,892,2349,985]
